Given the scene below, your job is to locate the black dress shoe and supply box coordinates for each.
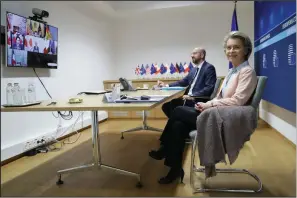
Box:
[158,168,184,184]
[149,145,165,160]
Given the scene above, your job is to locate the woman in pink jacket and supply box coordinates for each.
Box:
[149,31,257,184]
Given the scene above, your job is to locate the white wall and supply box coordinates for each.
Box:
[1,1,115,161]
[113,1,254,79]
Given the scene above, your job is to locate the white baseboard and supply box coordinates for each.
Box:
[260,108,296,145]
[1,111,108,162]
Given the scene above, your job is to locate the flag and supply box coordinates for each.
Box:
[145,64,150,75]
[154,63,161,74]
[164,63,170,75]
[160,63,167,74]
[229,2,239,69]
[188,62,194,71]
[150,63,156,75]
[170,63,176,74]
[135,65,140,75]
[179,62,185,73]
[45,25,52,40]
[164,63,169,70]
[175,63,180,73]
[140,64,146,75]
[183,62,189,73]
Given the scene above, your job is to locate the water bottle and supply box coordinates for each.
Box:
[6,83,13,105]
[11,84,16,104]
[13,83,21,104]
[20,88,26,104]
[27,82,36,103]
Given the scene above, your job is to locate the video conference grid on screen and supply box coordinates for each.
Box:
[6,12,58,69]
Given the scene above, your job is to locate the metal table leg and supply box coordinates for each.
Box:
[121,110,163,139]
[56,110,142,188]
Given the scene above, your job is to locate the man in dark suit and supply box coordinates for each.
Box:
[157,47,217,118]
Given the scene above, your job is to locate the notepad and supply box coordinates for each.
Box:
[2,101,41,107]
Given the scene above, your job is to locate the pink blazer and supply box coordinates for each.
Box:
[207,65,257,106]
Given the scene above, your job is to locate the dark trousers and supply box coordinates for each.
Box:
[162,98,196,118]
[159,106,201,169]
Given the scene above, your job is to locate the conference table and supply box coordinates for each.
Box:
[1,89,185,188]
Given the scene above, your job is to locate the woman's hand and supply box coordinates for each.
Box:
[195,102,211,112]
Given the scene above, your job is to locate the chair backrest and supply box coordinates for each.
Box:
[210,77,224,99]
[247,76,268,109]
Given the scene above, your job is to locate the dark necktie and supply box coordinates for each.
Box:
[189,67,199,86]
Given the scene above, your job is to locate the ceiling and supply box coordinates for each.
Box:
[106,1,208,12]
[68,1,210,19]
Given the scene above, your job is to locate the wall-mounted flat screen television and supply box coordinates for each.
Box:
[6,11,58,69]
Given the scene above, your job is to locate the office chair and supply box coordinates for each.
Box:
[189,76,267,193]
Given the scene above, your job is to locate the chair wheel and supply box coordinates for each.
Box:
[56,179,64,185]
[136,182,143,188]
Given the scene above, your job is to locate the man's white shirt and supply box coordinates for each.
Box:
[188,61,204,96]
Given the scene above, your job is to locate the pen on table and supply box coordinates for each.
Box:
[47,102,57,106]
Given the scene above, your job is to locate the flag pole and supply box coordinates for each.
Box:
[229,0,238,69]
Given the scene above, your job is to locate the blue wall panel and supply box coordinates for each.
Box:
[254,1,296,113]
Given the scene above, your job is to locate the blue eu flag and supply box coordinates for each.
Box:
[229,2,239,69]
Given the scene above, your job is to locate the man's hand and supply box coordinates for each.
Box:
[157,80,168,87]
[182,95,194,100]
[195,102,211,112]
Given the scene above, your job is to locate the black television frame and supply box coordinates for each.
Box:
[1,25,5,45]
[5,11,58,69]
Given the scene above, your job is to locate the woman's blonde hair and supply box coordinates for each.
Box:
[223,31,252,60]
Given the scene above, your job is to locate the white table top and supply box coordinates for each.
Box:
[1,89,185,112]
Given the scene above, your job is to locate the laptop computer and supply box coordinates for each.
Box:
[77,90,111,95]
